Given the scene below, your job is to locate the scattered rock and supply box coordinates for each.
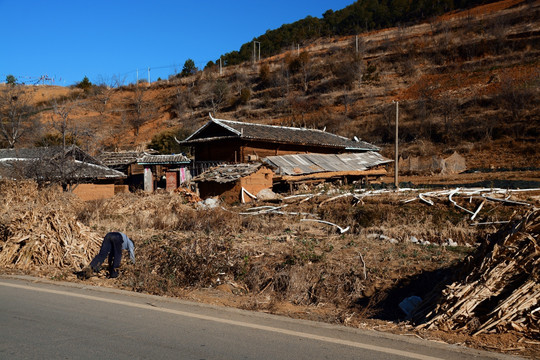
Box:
[256,188,281,201]
[409,236,420,244]
[443,238,458,247]
[367,233,398,244]
[197,197,220,209]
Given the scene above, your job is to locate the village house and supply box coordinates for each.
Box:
[0,145,126,201]
[178,115,380,176]
[192,163,274,204]
[181,115,391,199]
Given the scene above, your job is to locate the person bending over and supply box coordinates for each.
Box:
[82,232,135,279]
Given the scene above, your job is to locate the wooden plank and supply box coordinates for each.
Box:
[280,169,387,181]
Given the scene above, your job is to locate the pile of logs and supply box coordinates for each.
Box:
[412,209,539,338]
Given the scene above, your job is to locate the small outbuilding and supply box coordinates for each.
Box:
[99,151,191,192]
[137,154,191,192]
[0,145,126,200]
[98,150,154,190]
[264,151,392,188]
[192,163,274,203]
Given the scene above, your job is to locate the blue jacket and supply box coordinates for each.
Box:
[119,232,135,264]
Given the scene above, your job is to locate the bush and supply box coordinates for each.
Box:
[148,128,192,155]
[238,87,251,105]
[75,76,93,93]
[258,63,271,88]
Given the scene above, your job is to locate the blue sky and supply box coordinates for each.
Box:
[0,0,355,86]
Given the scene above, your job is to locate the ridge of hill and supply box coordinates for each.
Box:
[2,0,539,173]
[219,0,503,66]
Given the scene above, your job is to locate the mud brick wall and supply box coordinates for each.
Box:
[72,184,115,201]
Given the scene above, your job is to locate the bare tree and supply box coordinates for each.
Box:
[112,74,127,88]
[286,51,312,93]
[36,100,93,190]
[0,85,36,148]
[204,80,229,116]
[298,51,312,93]
[51,100,80,148]
[331,53,365,90]
[172,84,196,119]
[437,97,460,138]
[126,86,155,136]
[90,78,115,116]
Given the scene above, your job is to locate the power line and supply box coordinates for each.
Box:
[3,55,228,87]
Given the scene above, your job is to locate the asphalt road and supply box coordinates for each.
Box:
[0,276,520,360]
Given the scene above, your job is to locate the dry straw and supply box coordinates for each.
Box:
[0,180,101,271]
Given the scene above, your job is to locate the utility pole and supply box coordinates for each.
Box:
[393,100,399,189]
[219,57,222,76]
[147,67,150,84]
[253,41,261,63]
[356,35,358,53]
[136,68,139,84]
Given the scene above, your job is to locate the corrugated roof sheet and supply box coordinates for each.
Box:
[264,152,392,176]
[183,116,379,151]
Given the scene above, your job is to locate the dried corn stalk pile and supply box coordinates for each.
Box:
[0,180,102,271]
[413,209,540,338]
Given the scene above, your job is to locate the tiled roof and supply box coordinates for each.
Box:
[137,154,190,165]
[182,116,379,151]
[99,151,155,166]
[192,163,266,183]
[0,145,102,165]
[264,152,392,176]
[0,146,125,180]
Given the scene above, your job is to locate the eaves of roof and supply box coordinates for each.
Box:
[183,115,379,151]
[182,135,377,151]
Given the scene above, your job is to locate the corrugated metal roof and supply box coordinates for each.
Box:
[264,152,392,176]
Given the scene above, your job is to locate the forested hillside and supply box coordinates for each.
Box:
[219,0,502,66]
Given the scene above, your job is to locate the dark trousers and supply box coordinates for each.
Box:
[89,232,123,274]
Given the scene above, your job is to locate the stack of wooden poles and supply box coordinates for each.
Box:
[412,209,539,338]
